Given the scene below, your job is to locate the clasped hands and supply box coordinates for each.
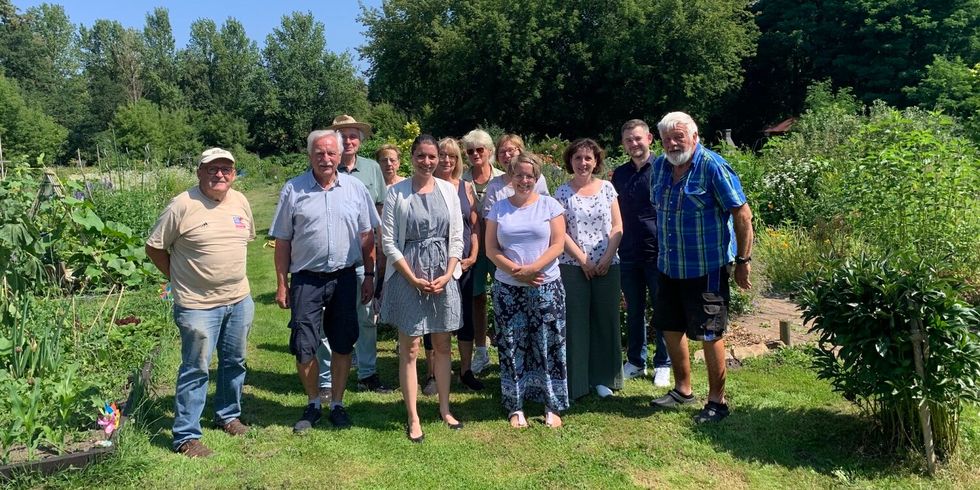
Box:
[411,274,452,295]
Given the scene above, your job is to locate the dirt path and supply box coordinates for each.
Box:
[726,294,816,347]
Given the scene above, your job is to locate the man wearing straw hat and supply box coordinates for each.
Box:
[146,147,255,457]
[321,114,391,394]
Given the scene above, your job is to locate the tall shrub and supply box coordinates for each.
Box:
[799,257,980,459]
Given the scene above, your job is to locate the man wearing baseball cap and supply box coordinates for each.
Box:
[146,147,256,457]
[323,114,391,393]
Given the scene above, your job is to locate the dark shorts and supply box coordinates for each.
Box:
[288,267,359,362]
[652,266,730,342]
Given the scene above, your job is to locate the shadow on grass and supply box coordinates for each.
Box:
[253,291,277,305]
[692,405,899,478]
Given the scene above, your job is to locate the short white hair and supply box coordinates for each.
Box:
[657,112,699,138]
[307,130,343,155]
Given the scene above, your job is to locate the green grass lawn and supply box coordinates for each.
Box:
[22,183,980,489]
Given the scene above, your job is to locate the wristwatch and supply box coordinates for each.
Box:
[735,256,752,265]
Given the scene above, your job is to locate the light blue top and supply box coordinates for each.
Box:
[487,195,565,287]
[269,170,380,273]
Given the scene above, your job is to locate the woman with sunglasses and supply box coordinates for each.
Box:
[460,129,505,376]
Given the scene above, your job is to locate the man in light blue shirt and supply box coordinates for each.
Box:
[327,114,391,393]
[271,129,379,432]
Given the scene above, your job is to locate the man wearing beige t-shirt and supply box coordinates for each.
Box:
[146,148,255,458]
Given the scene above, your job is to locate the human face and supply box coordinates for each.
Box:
[309,135,341,185]
[570,147,597,179]
[660,124,698,166]
[497,142,521,171]
[465,145,488,167]
[510,161,537,195]
[437,147,458,179]
[621,126,654,162]
[197,159,236,199]
[378,149,400,178]
[412,142,439,178]
[340,128,361,156]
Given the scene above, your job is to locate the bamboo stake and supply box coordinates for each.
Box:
[910,316,937,476]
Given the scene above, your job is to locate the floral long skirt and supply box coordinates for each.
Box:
[492,279,569,413]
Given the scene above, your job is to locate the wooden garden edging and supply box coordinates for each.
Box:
[0,345,161,480]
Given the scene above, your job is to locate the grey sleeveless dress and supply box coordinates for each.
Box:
[380,191,462,336]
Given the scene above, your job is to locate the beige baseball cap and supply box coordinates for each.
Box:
[198,147,236,166]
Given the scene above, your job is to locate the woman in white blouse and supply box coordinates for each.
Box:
[554,138,624,400]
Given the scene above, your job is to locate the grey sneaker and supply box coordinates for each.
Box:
[421,376,437,396]
[471,350,491,374]
[649,389,697,409]
[293,403,321,434]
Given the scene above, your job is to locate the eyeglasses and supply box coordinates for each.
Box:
[465,147,486,156]
[206,166,235,176]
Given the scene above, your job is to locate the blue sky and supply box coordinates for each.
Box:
[14,0,383,73]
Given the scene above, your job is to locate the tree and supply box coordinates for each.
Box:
[906,56,980,142]
[254,12,369,153]
[735,0,980,131]
[105,99,199,163]
[0,2,89,155]
[0,73,68,162]
[360,0,758,139]
[142,7,180,107]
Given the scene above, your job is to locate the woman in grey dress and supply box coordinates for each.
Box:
[380,134,465,442]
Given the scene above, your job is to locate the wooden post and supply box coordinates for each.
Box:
[779,320,792,347]
[910,317,937,476]
[0,133,6,180]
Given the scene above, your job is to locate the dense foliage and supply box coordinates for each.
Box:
[799,257,980,458]
[360,0,759,139]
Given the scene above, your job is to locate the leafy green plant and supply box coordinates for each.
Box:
[799,256,980,459]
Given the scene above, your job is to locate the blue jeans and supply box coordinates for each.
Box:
[620,262,670,369]
[318,265,375,388]
[172,296,254,448]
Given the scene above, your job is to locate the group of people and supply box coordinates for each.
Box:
[146,111,754,457]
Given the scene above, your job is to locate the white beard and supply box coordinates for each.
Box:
[665,148,693,166]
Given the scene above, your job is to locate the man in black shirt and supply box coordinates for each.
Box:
[611,119,671,388]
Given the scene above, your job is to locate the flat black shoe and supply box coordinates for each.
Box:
[406,424,425,443]
[442,415,464,430]
[358,374,394,394]
[460,370,485,391]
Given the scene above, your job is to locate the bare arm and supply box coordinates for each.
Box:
[461,182,480,271]
[360,230,376,304]
[528,214,566,273]
[595,197,624,276]
[732,203,754,289]
[274,239,292,309]
[145,245,171,279]
[485,219,520,274]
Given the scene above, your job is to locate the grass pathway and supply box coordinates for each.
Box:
[39,183,980,489]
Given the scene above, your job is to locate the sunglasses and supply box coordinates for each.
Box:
[465,147,487,155]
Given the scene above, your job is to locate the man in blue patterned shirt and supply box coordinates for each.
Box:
[647,112,754,423]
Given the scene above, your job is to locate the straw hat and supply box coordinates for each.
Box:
[327,115,373,138]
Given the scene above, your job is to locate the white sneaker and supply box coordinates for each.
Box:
[623,362,647,380]
[653,367,671,387]
[471,350,491,374]
[596,385,614,398]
